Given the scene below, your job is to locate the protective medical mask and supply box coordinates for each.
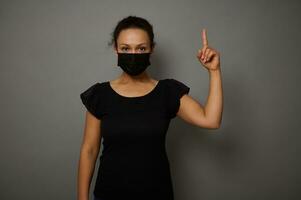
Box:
[117,52,151,76]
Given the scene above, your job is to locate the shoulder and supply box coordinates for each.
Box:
[163,78,190,93]
[80,81,109,101]
[162,78,190,119]
[164,78,185,85]
[81,81,107,92]
[80,81,109,119]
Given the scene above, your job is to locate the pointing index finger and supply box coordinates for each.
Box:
[202,28,208,47]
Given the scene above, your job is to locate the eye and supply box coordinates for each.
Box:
[121,47,129,51]
[139,47,146,51]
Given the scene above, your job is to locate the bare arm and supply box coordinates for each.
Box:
[77,111,102,200]
[204,68,223,127]
[177,68,223,129]
[177,28,223,129]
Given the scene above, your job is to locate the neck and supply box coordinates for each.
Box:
[118,71,151,83]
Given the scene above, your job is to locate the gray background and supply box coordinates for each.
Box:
[0,0,300,199]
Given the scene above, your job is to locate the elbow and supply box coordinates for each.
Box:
[214,123,221,129]
[213,119,222,129]
[210,124,220,129]
[80,144,100,158]
[196,115,221,130]
[203,112,222,130]
[214,120,222,129]
[210,117,222,129]
[207,121,221,130]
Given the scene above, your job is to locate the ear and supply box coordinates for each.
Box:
[150,46,155,54]
[114,46,118,55]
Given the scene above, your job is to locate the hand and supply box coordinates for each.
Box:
[196,28,220,71]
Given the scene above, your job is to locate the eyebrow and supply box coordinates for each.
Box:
[120,43,147,46]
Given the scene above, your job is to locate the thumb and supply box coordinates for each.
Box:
[198,49,202,57]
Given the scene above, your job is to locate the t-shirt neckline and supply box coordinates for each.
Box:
[106,79,162,99]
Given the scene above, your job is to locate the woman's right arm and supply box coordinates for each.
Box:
[77,111,102,200]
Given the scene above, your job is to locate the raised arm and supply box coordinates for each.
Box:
[177,28,223,129]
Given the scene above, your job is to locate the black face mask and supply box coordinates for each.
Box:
[117,52,151,76]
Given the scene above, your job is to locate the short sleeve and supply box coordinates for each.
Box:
[80,83,104,120]
[166,78,190,119]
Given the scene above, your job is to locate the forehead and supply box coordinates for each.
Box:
[117,28,150,45]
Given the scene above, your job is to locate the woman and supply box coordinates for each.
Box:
[77,15,223,200]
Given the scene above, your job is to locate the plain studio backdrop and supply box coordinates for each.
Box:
[0,0,300,200]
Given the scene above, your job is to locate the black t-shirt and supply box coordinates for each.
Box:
[80,78,190,200]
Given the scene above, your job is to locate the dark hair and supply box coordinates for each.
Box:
[108,15,156,50]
